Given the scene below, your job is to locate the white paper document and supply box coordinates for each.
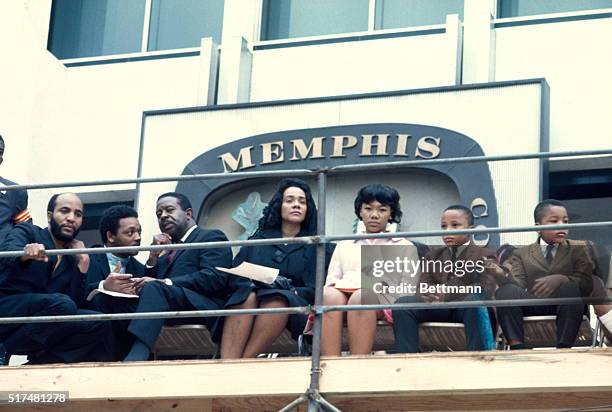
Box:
[86,288,139,301]
[216,261,279,284]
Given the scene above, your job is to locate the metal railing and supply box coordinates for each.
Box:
[0,148,611,411]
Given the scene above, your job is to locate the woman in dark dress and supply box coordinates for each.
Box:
[220,178,332,358]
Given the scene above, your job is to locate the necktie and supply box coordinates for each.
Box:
[545,244,554,266]
[167,249,177,265]
[167,242,181,265]
[450,247,457,262]
[53,255,63,273]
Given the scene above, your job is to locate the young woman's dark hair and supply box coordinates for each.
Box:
[257,178,317,235]
[353,184,402,224]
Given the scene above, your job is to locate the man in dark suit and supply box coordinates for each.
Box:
[496,199,593,349]
[85,205,145,358]
[0,193,114,363]
[0,135,31,243]
[393,205,498,353]
[124,192,253,361]
[0,134,32,364]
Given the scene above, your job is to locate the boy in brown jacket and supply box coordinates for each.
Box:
[496,199,593,349]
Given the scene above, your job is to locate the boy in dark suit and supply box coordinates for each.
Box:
[496,199,593,349]
[393,205,497,353]
[124,192,253,361]
[0,193,114,363]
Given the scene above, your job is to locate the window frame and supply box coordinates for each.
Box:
[48,0,224,61]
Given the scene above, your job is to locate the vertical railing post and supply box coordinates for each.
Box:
[308,170,327,411]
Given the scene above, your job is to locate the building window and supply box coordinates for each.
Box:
[147,0,224,51]
[47,0,225,59]
[261,0,370,40]
[261,0,464,41]
[77,190,136,247]
[498,0,612,18]
[374,0,463,30]
[48,0,146,59]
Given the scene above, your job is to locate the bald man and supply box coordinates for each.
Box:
[0,193,114,364]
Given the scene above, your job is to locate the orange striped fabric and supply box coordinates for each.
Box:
[14,209,31,224]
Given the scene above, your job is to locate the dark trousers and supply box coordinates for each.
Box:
[392,295,488,353]
[127,282,217,350]
[0,293,114,363]
[87,294,139,359]
[495,282,584,347]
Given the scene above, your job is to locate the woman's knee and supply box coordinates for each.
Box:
[259,297,287,308]
[323,287,348,305]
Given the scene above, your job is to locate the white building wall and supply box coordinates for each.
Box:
[494,16,612,151]
[250,26,459,102]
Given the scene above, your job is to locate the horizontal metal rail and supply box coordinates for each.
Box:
[0,235,317,258]
[317,296,612,314]
[0,169,314,192]
[1,148,610,192]
[331,148,612,172]
[324,221,612,242]
[0,221,609,258]
[0,306,311,324]
[0,297,610,325]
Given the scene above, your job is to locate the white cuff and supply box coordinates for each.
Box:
[98,280,106,291]
[164,278,173,286]
[600,309,612,331]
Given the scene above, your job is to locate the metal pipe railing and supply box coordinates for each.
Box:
[2,148,611,411]
[1,148,610,192]
[308,171,327,412]
[1,297,610,325]
[0,221,609,258]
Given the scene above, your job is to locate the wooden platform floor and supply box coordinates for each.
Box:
[1,348,611,411]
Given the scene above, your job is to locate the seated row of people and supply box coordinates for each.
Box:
[0,180,610,364]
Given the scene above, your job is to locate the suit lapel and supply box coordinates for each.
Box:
[552,241,569,270]
[40,229,63,278]
[529,242,548,270]
[163,226,199,274]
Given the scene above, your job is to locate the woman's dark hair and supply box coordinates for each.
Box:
[353,184,402,223]
[257,178,317,235]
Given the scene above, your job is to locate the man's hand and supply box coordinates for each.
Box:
[21,243,48,262]
[146,233,172,266]
[103,262,136,294]
[484,258,508,283]
[69,239,90,274]
[132,276,164,293]
[532,274,569,298]
[421,293,443,303]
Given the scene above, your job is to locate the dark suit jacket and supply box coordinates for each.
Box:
[509,239,594,296]
[146,226,237,309]
[233,229,335,305]
[418,243,496,301]
[0,177,29,243]
[0,224,86,306]
[85,250,145,294]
